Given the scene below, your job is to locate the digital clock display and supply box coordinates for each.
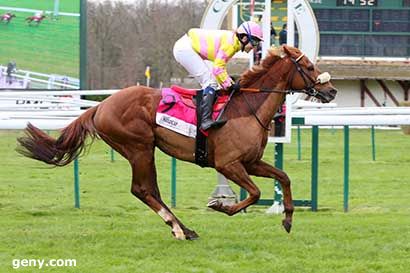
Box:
[337,0,378,6]
[308,0,409,57]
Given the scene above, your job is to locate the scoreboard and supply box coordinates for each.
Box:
[235,0,409,57]
[308,0,410,57]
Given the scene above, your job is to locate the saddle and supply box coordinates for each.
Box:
[169,85,228,111]
[156,85,230,167]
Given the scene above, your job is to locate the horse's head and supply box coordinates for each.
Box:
[281,45,337,103]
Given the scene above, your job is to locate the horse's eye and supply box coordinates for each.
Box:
[307,65,314,71]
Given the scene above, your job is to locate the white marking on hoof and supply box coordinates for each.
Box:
[173,226,186,240]
[158,208,186,240]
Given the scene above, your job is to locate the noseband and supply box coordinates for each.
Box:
[240,53,330,98]
[288,53,329,98]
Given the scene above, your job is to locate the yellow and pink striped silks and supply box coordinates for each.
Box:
[187,28,241,89]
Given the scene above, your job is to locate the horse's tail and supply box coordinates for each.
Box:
[17,106,99,167]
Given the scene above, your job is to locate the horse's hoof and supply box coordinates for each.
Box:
[282,219,292,233]
[185,230,200,240]
[207,199,219,207]
[171,231,186,240]
[207,199,222,211]
[207,199,225,212]
[171,230,199,241]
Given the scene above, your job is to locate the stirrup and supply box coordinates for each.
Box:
[211,119,227,128]
[200,119,227,131]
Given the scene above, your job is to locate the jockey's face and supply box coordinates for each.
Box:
[244,42,253,53]
[241,36,259,53]
[242,36,257,53]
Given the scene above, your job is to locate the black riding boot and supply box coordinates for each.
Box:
[200,87,226,131]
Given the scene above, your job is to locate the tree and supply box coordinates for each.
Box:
[87,0,207,89]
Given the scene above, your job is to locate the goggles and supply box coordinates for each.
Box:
[249,37,261,47]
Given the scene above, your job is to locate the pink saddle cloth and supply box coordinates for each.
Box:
[156,85,228,137]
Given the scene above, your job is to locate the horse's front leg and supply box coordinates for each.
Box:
[209,161,261,216]
[246,160,294,233]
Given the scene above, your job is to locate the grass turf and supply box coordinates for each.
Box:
[0,128,409,272]
[0,0,79,77]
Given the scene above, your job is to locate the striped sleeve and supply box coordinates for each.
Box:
[212,35,237,89]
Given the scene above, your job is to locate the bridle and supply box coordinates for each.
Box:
[241,53,330,97]
[240,53,331,131]
[288,53,320,97]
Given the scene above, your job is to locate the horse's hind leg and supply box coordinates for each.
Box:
[129,149,198,240]
[209,161,261,216]
[246,160,294,233]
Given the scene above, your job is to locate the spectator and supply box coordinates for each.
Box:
[253,43,262,65]
[6,61,16,84]
[279,23,287,45]
[274,104,286,137]
[270,23,277,45]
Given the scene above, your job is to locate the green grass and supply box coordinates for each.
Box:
[0,0,79,77]
[1,128,410,272]
[0,0,79,13]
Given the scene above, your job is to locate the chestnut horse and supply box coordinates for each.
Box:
[1,13,16,24]
[26,15,46,25]
[17,45,337,240]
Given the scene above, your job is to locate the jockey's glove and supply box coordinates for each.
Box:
[229,82,241,93]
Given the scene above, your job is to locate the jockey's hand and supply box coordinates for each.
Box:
[229,82,241,92]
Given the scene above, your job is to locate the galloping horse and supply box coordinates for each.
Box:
[17,45,337,240]
[1,13,16,24]
[25,15,46,25]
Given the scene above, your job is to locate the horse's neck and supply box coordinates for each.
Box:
[246,59,291,127]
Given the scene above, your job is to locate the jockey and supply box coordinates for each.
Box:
[173,21,263,131]
[34,11,44,20]
[35,11,43,17]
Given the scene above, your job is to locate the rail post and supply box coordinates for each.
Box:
[171,157,177,208]
[74,159,80,208]
[371,126,376,161]
[297,125,302,160]
[344,126,350,212]
[266,143,284,214]
[311,126,319,211]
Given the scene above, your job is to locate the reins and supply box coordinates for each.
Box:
[242,93,272,131]
[237,52,321,131]
[239,87,310,131]
[239,53,318,96]
[239,87,311,95]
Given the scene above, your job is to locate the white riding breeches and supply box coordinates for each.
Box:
[173,34,218,89]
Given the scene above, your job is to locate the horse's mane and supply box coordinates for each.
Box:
[239,46,285,87]
[224,46,288,120]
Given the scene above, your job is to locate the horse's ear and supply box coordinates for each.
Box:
[268,46,286,59]
[282,45,292,57]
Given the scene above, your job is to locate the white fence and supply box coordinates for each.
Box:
[0,90,117,129]
[292,107,410,126]
[0,66,79,89]
[1,90,410,130]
